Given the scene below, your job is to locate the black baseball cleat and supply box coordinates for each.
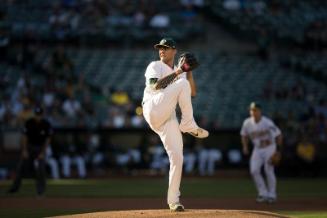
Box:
[37,191,45,196]
[6,188,18,194]
[256,195,267,203]
[267,197,277,204]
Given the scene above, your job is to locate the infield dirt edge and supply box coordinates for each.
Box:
[50,209,292,218]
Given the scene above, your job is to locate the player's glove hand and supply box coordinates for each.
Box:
[178,52,199,72]
[269,151,281,166]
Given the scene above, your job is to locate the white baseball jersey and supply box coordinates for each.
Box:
[240,116,281,149]
[240,115,281,199]
[142,60,186,103]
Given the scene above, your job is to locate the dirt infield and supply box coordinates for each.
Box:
[1,196,326,212]
[51,209,291,218]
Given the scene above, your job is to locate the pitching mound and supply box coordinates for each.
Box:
[52,209,290,218]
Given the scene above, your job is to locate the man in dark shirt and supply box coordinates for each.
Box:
[8,106,53,196]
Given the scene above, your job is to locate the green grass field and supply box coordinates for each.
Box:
[286,212,327,218]
[1,178,327,218]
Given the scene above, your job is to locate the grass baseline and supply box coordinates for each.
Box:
[0,178,327,218]
[1,178,327,198]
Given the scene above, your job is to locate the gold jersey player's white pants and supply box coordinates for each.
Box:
[250,145,277,199]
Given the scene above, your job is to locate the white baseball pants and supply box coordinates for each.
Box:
[60,155,87,178]
[46,157,60,179]
[250,145,277,198]
[143,78,198,133]
[198,149,222,176]
[143,78,198,204]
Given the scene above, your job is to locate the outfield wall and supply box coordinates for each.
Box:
[1,128,326,177]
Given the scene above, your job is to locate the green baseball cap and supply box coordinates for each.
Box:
[154,37,177,49]
[249,102,262,110]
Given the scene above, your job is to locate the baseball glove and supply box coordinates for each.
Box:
[154,52,199,90]
[178,52,199,72]
[269,151,281,166]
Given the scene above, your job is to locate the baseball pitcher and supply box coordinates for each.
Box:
[142,37,209,211]
[240,102,283,203]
